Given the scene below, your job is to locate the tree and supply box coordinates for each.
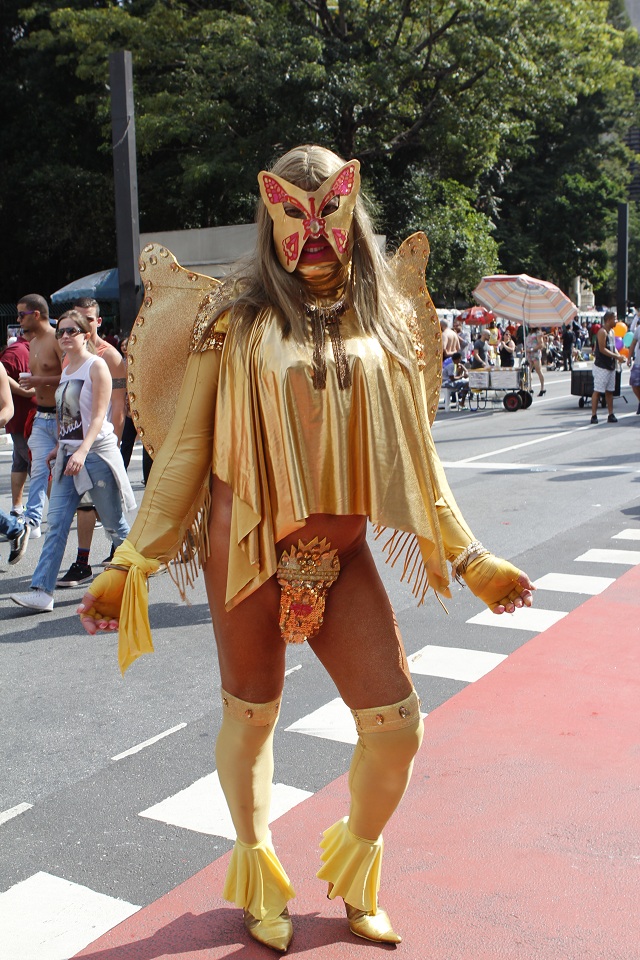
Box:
[1,0,638,304]
[491,1,640,295]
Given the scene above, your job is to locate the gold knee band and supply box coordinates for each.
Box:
[277,536,340,644]
[351,689,421,734]
[221,688,281,726]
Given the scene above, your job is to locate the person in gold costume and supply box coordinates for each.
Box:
[78,145,534,952]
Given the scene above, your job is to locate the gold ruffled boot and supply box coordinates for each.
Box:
[344,903,402,944]
[318,817,402,944]
[243,906,293,953]
[223,834,295,952]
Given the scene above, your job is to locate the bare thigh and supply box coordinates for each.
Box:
[307,540,414,710]
[204,478,284,703]
[205,477,413,710]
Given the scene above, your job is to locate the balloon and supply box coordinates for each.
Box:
[624,331,635,346]
[620,347,629,358]
[613,321,627,336]
[615,337,623,349]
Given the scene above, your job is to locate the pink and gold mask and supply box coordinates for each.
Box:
[258,160,361,272]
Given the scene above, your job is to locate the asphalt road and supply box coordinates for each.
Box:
[1,364,638,914]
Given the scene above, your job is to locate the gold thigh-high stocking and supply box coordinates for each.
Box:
[317,689,423,942]
[216,689,295,950]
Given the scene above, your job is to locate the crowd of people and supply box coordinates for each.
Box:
[0,295,141,605]
[439,310,639,408]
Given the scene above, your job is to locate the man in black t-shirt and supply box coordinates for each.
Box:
[562,323,575,371]
[470,330,491,369]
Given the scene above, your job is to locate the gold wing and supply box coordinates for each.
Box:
[390,232,442,425]
[126,243,221,457]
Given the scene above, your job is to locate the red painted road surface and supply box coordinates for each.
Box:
[74,566,640,960]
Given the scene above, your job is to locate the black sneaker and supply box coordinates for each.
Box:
[590,415,598,424]
[8,523,30,565]
[607,413,618,423]
[56,562,93,587]
[100,545,116,566]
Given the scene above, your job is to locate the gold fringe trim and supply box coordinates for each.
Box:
[166,482,212,601]
[373,525,430,606]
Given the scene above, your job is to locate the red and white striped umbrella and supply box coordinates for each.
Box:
[473,274,577,327]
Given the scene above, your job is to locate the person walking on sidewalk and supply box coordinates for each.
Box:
[590,311,625,424]
[11,311,134,612]
[0,364,30,563]
[626,325,640,413]
[56,297,127,588]
[14,294,63,539]
[0,329,36,516]
[525,328,546,395]
[76,145,534,952]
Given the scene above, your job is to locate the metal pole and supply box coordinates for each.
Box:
[617,202,629,322]
[109,50,141,334]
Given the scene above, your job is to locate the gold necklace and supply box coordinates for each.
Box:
[305,297,351,390]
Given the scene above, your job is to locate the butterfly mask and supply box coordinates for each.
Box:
[258,160,361,272]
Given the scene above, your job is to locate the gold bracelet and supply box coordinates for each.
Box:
[451,541,490,584]
[104,563,130,573]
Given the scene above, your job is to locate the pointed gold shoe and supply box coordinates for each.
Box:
[243,906,293,952]
[345,902,402,944]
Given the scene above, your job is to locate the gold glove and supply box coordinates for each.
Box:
[463,553,533,612]
[78,568,128,625]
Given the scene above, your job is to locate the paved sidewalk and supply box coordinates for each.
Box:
[74,565,640,960]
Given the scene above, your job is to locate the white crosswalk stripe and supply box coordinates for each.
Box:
[139,770,312,840]
[408,644,506,682]
[533,572,615,594]
[575,547,640,565]
[466,606,568,631]
[285,696,358,744]
[612,528,640,541]
[0,872,139,960]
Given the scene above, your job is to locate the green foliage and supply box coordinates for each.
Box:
[0,0,638,305]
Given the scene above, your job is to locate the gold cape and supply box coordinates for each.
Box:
[124,236,474,612]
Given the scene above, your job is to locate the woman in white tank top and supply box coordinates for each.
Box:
[10,310,134,612]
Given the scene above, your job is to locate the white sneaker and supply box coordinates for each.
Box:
[25,520,41,538]
[11,589,54,612]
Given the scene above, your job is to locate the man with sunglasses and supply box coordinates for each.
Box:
[14,294,63,540]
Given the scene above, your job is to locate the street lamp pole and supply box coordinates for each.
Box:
[617,202,629,323]
[109,50,141,335]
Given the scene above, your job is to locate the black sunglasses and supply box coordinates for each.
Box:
[55,327,84,339]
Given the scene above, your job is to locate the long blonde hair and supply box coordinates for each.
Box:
[204,144,412,366]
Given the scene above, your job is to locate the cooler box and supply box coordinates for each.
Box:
[571,369,621,398]
[570,369,593,397]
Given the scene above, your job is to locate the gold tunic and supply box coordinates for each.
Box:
[126,303,473,612]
